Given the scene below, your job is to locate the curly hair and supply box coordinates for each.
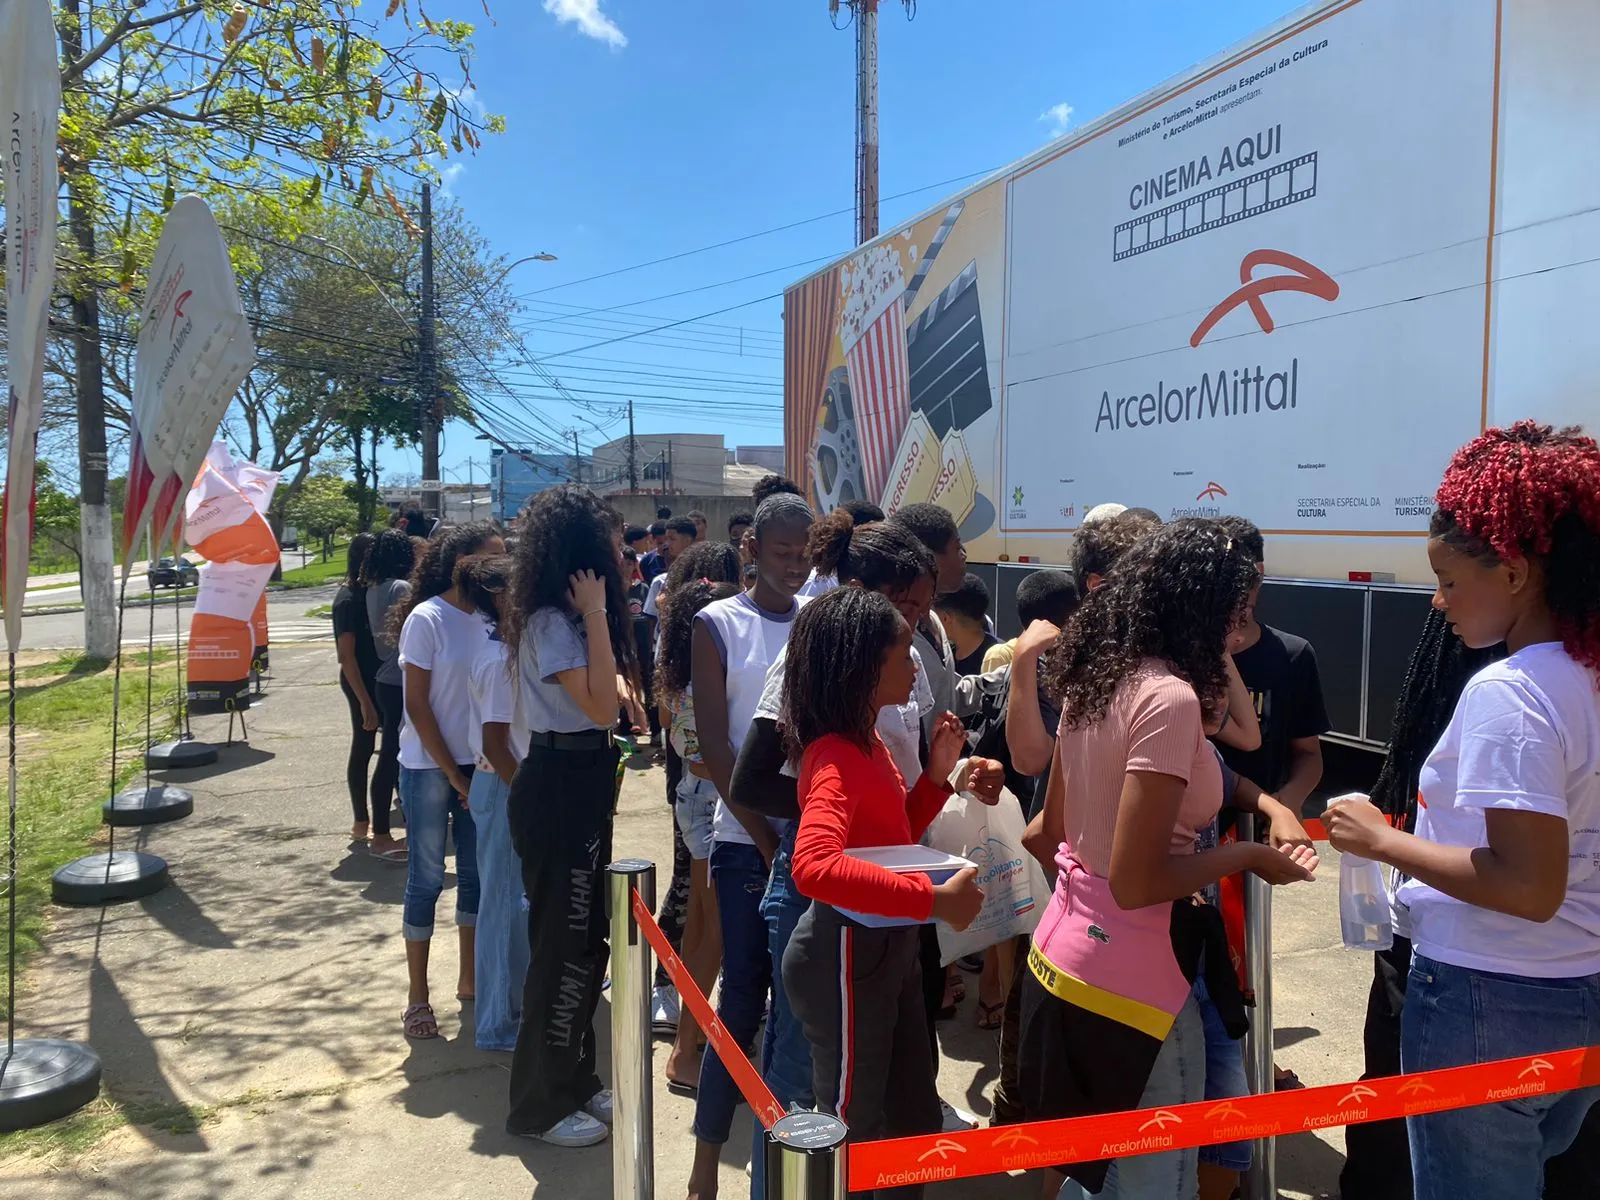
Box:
[360,528,416,587]
[1043,518,1260,728]
[752,474,803,506]
[655,580,741,700]
[889,502,959,555]
[456,553,514,628]
[502,485,637,682]
[780,587,905,759]
[1072,511,1159,592]
[805,509,935,592]
[344,532,375,590]
[389,522,501,640]
[666,539,743,590]
[1432,421,1600,672]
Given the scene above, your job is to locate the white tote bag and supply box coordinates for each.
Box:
[924,765,1051,965]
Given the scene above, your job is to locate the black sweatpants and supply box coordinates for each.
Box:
[1339,934,1600,1200]
[784,904,941,1199]
[505,738,619,1134]
[372,681,404,835]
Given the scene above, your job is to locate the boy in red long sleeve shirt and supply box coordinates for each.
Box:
[776,588,997,1191]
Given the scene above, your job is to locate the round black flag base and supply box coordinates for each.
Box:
[0,1039,102,1132]
[103,784,194,828]
[145,736,217,770]
[52,851,169,906]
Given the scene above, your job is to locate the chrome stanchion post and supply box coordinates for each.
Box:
[1241,814,1278,1200]
[608,859,656,1200]
[764,1111,848,1200]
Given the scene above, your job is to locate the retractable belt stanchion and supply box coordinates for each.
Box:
[608,859,656,1200]
[765,1111,848,1200]
[1241,813,1278,1200]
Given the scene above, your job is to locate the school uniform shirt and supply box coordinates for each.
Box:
[1397,642,1600,978]
[695,590,805,845]
[627,579,654,669]
[639,549,667,583]
[1217,624,1330,792]
[796,569,837,600]
[397,597,490,769]
[755,643,934,786]
[519,606,606,733]
[468,632,530,763]
[791,731,954,920]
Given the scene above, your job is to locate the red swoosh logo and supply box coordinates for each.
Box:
[170,289,193,339]
[1190,250,1339,348]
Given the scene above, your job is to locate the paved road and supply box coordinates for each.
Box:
[19,583,338,650]
[20,551,324,610]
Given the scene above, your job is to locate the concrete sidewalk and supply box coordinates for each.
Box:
[2,645,1358,1198]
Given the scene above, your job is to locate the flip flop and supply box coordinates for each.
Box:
[370,845,409,863]
[666,1079,699,1099]
[975,1001,1003,1031]
[1275,1068,1305,1091]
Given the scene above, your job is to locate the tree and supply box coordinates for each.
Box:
[282,471,359,547]
[46,0,501,657]
[33,463,83,571]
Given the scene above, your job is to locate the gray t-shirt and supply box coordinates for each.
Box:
[366,578,411,686]
[519,606,604,733]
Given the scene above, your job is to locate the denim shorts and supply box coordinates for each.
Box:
[674,774,718,861]
[1194,974,1252,1172]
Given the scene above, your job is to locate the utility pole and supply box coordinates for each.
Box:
[855,0,880,244]
[418,182,441,520]
[571,430,583,484]
[627,397,638,493]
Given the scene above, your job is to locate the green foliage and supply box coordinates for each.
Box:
[282,472,359,541]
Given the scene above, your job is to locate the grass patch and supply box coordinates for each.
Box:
[304,603,333,620]
[0,651,180,1001]
[271,547,349,591]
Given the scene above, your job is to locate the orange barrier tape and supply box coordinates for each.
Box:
[629,888,787,1129]
[847,1044,1600,1190]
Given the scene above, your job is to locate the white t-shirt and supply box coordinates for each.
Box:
[644,573,668,620]
[1397,643,1600,978]
[755,643,934,786]
[696,590,805,845]
[397,597,489,769]
[796,570,837,600]
[468,633,529,763]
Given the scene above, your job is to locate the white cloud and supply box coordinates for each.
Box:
[543,0,627,49]
[440,162,467,196]
[1039,102,1074,139]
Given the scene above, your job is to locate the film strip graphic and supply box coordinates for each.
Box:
[1114,152,1318,261]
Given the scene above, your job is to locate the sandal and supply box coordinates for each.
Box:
[1274,1067,1305,1091]
[975,1001,1003,1031]
[369,840,408,863]
[403,1003,439,1040]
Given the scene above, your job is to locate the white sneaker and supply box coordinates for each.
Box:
[585,1089,614,1126]
[651,986,680,1036]
[940,1098,980,1132]
[530,1110,609,1147]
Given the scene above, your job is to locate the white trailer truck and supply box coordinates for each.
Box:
[781,0,1599,753]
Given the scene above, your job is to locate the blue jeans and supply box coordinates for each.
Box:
[399,766,478,942]
[751,831,814,1198]
[1195,971,1252,1172]
[1058,992,1204,1200]
[1402,954,1600,1200]
[466,768,527,1051]
[692,840,771,1144]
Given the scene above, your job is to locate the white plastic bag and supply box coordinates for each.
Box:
[924,764,1051,965]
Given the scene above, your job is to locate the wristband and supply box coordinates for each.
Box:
[582,606,606,618]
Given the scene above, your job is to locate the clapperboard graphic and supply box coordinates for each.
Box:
[1113,152,1318,261]
[905,258,994,440]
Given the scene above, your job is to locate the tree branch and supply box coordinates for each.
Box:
[63,2,207,89]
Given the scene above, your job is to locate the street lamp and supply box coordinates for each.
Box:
[485,251,557,292]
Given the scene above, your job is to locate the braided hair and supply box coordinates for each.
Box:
[780,587,905,759]
[1370,606,1505,832]
[1432,421,1600,672]
[388,522,500,639]
[1043,518,1259,728]
[666,539,742,591]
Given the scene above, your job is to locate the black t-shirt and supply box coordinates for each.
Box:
[954,633,999,678]
[1217,624,1330,793]
[332,583,380,684]
[627,579,653,664]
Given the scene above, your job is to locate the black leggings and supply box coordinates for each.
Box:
[371,681,404,837]
[340,677,382,832]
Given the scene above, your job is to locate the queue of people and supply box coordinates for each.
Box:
[329,421,1600,1199]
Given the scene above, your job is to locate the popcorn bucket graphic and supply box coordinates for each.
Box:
[841,245,912,502]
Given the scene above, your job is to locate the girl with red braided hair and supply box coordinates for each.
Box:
[1326,421,1600,1200]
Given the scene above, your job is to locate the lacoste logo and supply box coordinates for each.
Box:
[1190,249,1340,348]
[1396,1080,1436,1097]
[1086,924,1110,944]
[1340,1084,1379,1106]
[1205,1102,1247,1120]
[993,1129,1040,1149]
[1196,481,1228,501]
[917,1139,968,1163]
[1519,1059,1555,1080]
[1139,1110,1183,1133]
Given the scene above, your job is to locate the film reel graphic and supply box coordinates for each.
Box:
[809,366,867,514]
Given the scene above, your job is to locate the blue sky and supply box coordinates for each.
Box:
[419,0,1299,486]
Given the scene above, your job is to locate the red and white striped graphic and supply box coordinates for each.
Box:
[845,293,912,502]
